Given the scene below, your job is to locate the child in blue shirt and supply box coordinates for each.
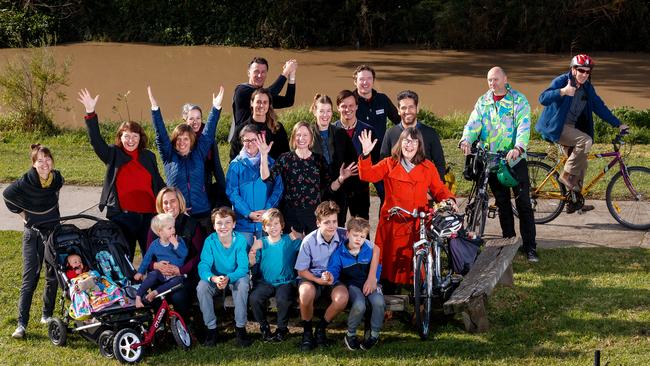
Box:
[324,217,384,350]
[248,208,303,342]
[134,213,188,308]
[196,207,252,347]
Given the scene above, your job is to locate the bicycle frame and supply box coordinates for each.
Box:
[132,288,185,349]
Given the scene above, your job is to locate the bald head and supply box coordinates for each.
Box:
[487,66,508,96]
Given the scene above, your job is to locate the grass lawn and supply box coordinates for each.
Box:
[0,230,648,365]
[2,127,649,198]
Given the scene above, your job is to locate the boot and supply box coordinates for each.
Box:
[235,326,253,347]
[260,323,274,342]
[203,328,218,346]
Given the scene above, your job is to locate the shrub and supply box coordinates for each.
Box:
[0,43,70,134]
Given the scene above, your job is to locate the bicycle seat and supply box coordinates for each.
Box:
[526,151,548,159]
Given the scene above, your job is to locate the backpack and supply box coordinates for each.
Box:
[449,236,483,275]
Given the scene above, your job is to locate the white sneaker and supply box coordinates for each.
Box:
[12,325,25,339]
[40,316,52,324]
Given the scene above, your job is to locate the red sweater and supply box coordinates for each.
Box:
[115,148,157,213]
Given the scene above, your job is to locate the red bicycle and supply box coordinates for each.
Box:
[113,284,192,364]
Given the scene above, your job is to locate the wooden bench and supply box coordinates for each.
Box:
[223,294,408,312]
[443,236,521,333]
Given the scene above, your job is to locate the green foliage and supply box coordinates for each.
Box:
[0,43,70,135]
[3,1,650,51]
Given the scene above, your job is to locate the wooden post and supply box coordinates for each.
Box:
[498,263,514,287]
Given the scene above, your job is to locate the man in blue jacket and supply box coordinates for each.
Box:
[536,54,627,211]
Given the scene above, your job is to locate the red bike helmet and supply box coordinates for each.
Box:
[570,54,594,68]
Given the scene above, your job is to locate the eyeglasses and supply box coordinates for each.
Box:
[575,68,591,75]
[402,138,418,146]
[241,138,256,144]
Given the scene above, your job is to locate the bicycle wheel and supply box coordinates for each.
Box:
[413,252,432,340]
[514,160,566,224]
[467,194,488,238]
[606,166,650,230]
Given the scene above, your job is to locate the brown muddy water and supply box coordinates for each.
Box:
[1,42,649,127]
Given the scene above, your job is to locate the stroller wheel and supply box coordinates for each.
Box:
[98,330,115,358]
[170,315,192,350]
[48,318,67,346]
[113,328,144,364]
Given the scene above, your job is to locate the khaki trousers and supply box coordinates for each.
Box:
[558,124,593,183]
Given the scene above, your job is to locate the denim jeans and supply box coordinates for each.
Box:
[18,227,57,327]
[249,281,294,329]
[196,276,249,329]
[136,270,184,299]
[347,285,384,334]
[239,230,265,252]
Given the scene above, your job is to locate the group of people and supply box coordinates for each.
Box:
[5,54,626,351]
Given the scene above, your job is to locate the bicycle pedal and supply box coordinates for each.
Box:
[488,206,497,219]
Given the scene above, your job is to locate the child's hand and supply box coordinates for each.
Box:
[321,271,333,285]
[289,226,304,241]
[216,275,229,290]
[251,237,263,252]
[169,235,179,248]
[134,273,143,282]
[363,276,377,296]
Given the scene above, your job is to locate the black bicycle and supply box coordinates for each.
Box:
[388,201,463,339]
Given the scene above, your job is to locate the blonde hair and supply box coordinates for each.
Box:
[170,124,196,151]
[150,213,175,237]
[289,121,315,150]
[155,187,187,214]
[261,208,285,228]
[346,216,370,234]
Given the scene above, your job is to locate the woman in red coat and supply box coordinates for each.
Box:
[358,127,454,287]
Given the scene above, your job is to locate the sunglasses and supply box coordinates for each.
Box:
[575,68,592,75]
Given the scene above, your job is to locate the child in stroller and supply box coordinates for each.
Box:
[134,213,188,308]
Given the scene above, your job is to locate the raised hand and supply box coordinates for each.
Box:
[251,236,263,252]
[77,88,99,113]
[213,85,225,110]
[561,79,576,97]
[147,86,158,109]
[255,133,273,157]
[339,162,359,181]
[359,129,377,157]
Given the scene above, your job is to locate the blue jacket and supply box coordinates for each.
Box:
[536,71,621,142]
[198,231,249,283]
[327,240,381,289]
[152,106,220,215]
[225,153,283,233]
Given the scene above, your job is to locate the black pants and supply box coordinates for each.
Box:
[488,159,537,253]
[109,212,153,261]
[249,282,295,329]
[282,206,317,235]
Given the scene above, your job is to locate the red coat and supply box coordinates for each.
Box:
[359,156,454,285]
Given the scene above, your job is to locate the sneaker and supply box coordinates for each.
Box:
[315,325,328,347]
[260,324,274,342]
[344,334,361,350]
[12,325,25,339]
[527,250,540,263]
[272,327,289,342]
[300,331,316,351]
[360,336,379,350]
[40,316,52,324]
[203,328,218,347]
[581,204,595,212]
[235,326,253,348]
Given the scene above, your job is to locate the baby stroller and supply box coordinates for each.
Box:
[38,214,151,358]
[39,214,192,361]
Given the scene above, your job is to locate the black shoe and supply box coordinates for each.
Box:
[315,325,328,347]
[260,324,274,342]
[344,334,361,350]
[203,328,218,346]
[235,326,253,347]
[360,336,379,350]
[581,204,595,212]
[272,327,289,342]
[300,331,316,351]
[527,250,540,263]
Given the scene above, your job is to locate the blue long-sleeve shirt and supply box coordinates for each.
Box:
[198,231,249,283]
[137,237,188,274]
[327,240,381,289]
[254,234,301,286]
